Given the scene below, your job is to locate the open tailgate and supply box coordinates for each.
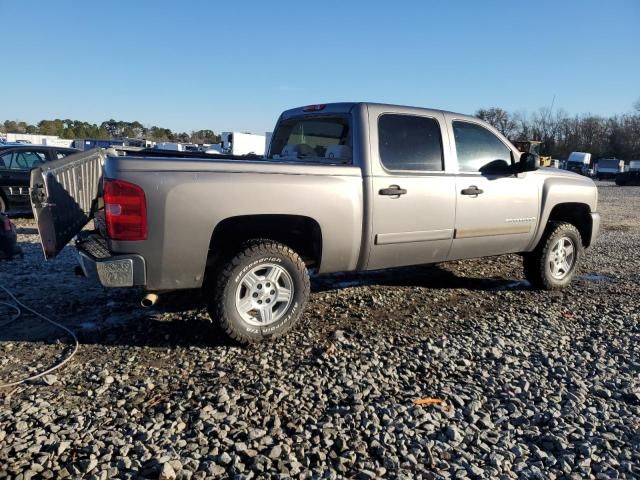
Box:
[30,149,106,258]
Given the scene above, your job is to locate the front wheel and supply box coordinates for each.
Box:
[207,240,310,344]
[523,222,584,290]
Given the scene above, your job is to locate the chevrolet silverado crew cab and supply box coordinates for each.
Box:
[30,103,600,343]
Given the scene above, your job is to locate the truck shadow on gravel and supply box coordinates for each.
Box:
[0,264,529,351]
[313,263,531,293]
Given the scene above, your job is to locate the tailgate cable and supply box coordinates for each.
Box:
[0,285,79,389]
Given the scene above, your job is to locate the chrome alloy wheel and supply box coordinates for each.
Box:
[235,263,294,326]
[549,236,576,280]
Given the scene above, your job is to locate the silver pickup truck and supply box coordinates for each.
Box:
[31,102,600,343]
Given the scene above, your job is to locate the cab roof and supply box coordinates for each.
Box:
[280,102,474,121]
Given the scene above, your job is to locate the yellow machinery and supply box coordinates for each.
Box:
[512,140,552,167]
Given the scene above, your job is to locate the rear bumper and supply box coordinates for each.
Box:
[589,212,601,247]
[76,235,146,287]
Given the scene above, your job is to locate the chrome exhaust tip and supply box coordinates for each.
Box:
[141,293,159,308]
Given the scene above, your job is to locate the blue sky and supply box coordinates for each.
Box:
[2,0,638,134]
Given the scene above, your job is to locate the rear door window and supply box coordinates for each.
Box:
[1,150,47,170]
[378,114,444,171]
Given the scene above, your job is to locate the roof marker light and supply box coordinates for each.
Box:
[303,104,326,112]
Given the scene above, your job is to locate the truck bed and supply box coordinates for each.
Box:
[32,149,365,290]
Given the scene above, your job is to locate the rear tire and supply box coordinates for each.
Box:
[207,240,310,344]
[523,222,583,290]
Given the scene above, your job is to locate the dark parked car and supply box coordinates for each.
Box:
[615,171,640,186]
[0,145,78,213]
[0,212,21,259]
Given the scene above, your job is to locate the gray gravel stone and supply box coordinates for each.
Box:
[1,183,639,479]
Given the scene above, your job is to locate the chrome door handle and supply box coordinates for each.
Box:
[461,185,484,196]
[379,185,407,196]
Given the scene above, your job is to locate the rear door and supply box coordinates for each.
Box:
[30,149,105,258]
[366,106,456,269]
[445,116,538,260]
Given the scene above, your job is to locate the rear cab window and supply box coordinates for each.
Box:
[269,116,352,164]
[378,114,444,172]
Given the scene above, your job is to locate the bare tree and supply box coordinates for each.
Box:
[475,107,517,138]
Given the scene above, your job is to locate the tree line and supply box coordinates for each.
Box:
[476,99,640,160]
[0,119,221,144]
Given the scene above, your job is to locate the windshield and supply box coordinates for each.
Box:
[269,115,352,163]
[529,143,541,156]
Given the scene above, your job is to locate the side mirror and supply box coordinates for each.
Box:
[479,159,513,176]
[518,152,539,172]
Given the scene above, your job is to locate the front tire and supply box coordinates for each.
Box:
[208,240,310,344]
[523,222,583,290]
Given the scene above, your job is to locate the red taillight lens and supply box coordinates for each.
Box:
[103,178,147,241]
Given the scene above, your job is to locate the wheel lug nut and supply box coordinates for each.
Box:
[270,290,275,295]
[257,284,262,289]
[266,299,271,304]
[258,300,263,304]
[252,293,258,298]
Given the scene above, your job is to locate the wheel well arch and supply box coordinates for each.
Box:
[207,214,323,270]
[546,202,593,247]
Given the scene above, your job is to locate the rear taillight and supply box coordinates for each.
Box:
[103,178,147,241]
[2,216,11,232]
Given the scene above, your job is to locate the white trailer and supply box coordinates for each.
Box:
[42,137,74,148]
[221,132,266,156]
[154,142,184,152]
[6,133,73,146]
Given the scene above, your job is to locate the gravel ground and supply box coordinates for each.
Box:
[1,182,639,479]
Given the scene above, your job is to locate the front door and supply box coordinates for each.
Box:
[447,118,538,260]
[366,110,456,270]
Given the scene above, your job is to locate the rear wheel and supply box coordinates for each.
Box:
[207,240,310,344]
[523,222,583,290]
